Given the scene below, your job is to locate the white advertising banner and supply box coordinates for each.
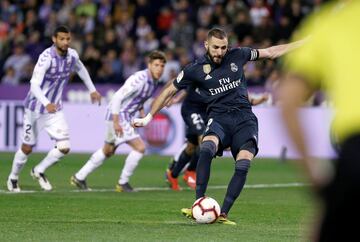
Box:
[0,101,336,159]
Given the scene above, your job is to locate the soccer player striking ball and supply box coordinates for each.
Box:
[134,28,303,224]
[71,50,166,192]
[6,26,101,192]
[166,88,269,191]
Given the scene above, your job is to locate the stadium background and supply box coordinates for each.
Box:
[0,0,335,159]
[0,1,333,241]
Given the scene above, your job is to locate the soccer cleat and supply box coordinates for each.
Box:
[7,178,21,192]
[166,169,181,191]
[217,213,236,225]
[115,182,135,192]
[183,170,196,190]
[181,208,194,220]
[70,175,90,190]
[30,168,52,191]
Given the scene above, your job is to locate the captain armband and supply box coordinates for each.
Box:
[250,49,259,61]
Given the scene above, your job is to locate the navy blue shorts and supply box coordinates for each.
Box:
[181,102,207,145]
[204,109,259,159]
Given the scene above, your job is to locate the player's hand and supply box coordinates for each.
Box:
[132,113,153,127]
[46,103,57,113]
[113,122,123,137]
[90,91,102,105]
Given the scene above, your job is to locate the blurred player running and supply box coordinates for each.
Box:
[71,50,166,192]
[6,26,101,192]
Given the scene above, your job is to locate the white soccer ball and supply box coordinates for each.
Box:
[191,197,221,224]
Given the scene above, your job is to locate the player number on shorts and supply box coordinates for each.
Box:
[25,124,32,134]
[191,113,204,125]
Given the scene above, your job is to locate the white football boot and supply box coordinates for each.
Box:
[31,168,52,191]
[7,178,21,192]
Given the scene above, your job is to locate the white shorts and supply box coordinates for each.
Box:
[22,109,70,146]
[105,114,140,146]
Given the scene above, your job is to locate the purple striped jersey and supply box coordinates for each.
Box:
[24,45,79,113]
[105,69,157,120]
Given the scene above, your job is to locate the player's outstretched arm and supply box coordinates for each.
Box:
[133,82,178,127]
[258,39,307,59]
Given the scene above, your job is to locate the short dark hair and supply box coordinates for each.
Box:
[53,26,70,37]
[148,50,167,63]
[207,28,227,40]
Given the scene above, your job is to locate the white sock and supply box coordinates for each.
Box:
[35,148,64,174]
[119,150,144,185]
[9,149,28,180]
[75,148,106,181]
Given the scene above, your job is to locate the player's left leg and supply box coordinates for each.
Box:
[218,114,258,225]
[169,141,196,189]
[222,148,254,213]
[32,111,70,191]
[116,137,145,192]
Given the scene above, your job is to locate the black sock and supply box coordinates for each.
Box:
[221,159,251,215]
[171,150,192,178]
[187,147,199,171]
[168,160,176,170]
[196,141,216,199]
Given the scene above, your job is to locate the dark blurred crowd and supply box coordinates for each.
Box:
[0,0,328,89]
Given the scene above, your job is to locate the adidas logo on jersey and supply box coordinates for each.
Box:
[205,74,212,80]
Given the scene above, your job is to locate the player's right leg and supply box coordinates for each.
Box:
[72,121,117,190]
[32,111,70,191]
[7,144,33,192]
[71,143,115,190]
[7,109,39,192]
[116,137,145,192]
[196,135,219,199]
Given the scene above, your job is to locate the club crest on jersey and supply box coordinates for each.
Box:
[203,64,212,80]
[230,63,238,72]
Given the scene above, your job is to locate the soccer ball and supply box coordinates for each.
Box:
[191,197,221,224]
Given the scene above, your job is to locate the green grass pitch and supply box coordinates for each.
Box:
[0,152,315,241]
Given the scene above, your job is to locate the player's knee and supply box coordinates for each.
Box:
[59,148,70,154]
[134,143,146,154]
[56,140,71,154]
[103,149,114,157]
[103,145,115,157]
[236,150,254,161]
[21,144,32,155]
[200,140,217,157]
[236,140,256,160]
